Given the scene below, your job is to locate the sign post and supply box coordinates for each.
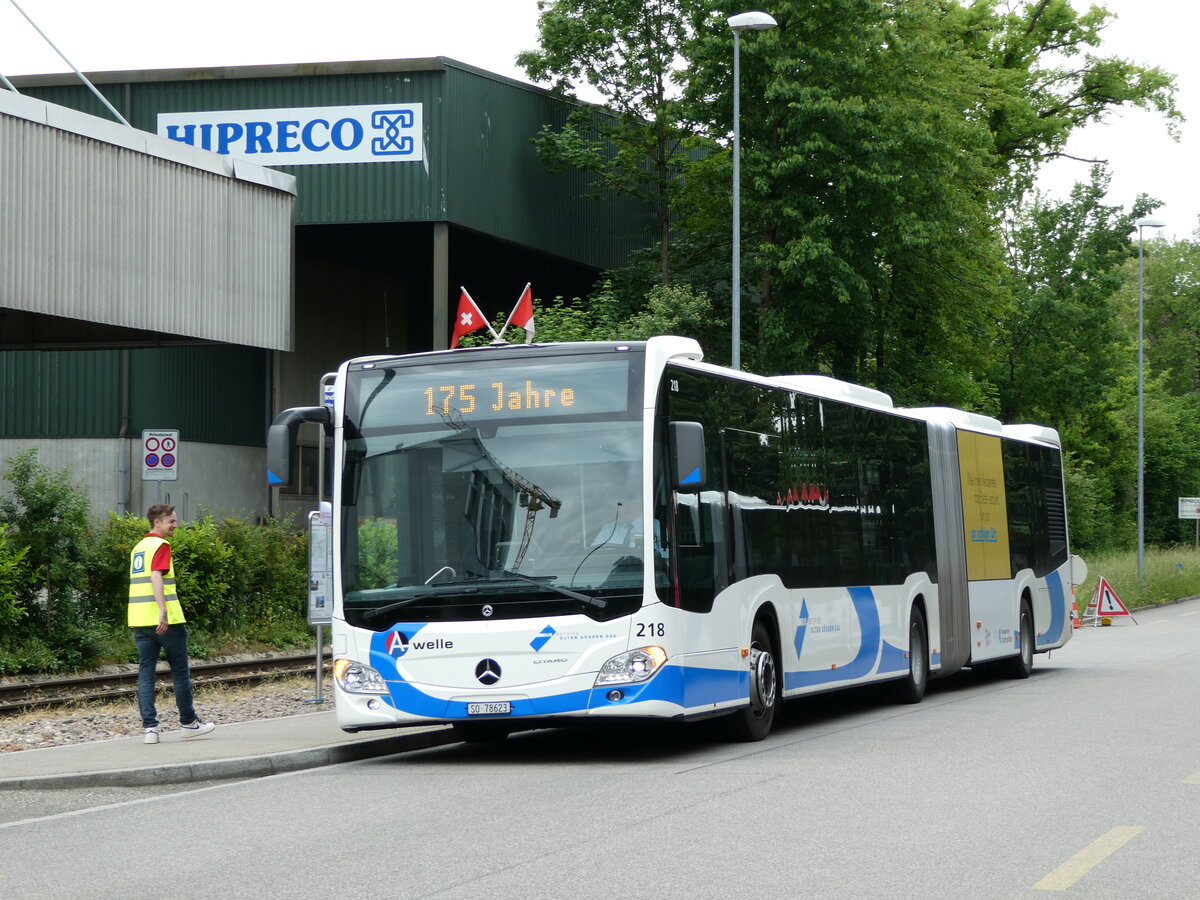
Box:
[141,430,179,481]
[141,430,179,505]
[307,502,333,703]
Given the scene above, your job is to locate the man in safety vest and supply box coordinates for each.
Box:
[129,504,216,744]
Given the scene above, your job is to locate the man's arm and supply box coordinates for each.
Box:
[149,570,169,635]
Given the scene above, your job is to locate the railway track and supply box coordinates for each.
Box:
[0,653,329,715]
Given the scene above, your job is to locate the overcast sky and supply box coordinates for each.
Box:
[2,0,1195,238]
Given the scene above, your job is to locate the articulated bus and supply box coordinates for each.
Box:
[268,336,1079,742]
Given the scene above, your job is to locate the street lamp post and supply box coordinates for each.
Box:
[1136,216,1166,583]
[728,11,777,371]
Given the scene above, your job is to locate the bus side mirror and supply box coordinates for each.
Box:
[267,406,330,487]
[670,421,706,492]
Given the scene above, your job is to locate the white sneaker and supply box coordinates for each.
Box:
[144,727,160,744]
[180,720,215,738]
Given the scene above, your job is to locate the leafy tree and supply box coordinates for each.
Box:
[1108,232,1200,547]
[1141,383,1200,546]
[1139,234,1200,398]
[972,0,1180,191]
[519,1,1179,405]
[994,170,1157,426]
[519,0,708,284]
[681,0,1006,399]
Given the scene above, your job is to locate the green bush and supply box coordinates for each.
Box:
[169,516,235,632]
[0,447,311,674]
[0,525,34,629]
[0,448,92,634]
[217,516,308,630]
[81,512,150,626]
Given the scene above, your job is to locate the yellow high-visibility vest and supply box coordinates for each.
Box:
[128,535,185,627]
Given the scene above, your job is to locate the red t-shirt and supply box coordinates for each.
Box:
[145,533,171,573]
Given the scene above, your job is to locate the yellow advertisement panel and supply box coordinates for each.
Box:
[957,431,1011,581]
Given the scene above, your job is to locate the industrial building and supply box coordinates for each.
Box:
[1,58,647,522]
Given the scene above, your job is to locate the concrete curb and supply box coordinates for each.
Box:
[0,727,460,791]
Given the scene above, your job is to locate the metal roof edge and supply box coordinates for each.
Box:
[9,56,578,104]
[8,57,456,88]
[0,89,295,195]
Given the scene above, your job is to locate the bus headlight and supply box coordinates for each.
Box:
[333,658,389,694]
[595,646,668,686]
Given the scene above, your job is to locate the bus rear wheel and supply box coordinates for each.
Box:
[723,619,778,742]
[1000,600,1034,680]
[890,606,928,704]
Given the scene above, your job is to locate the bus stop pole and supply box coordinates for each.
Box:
[314,624,324,702]
[315,413,326,702]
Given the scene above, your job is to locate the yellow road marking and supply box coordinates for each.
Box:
[1034,827,1145,891]
[1185,771,1200,784]
[1180,610,1199,617]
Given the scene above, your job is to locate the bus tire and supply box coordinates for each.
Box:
[452,721,512,743]
[1000,599,1034,680]
[890,606,928,704]
[723,618,778,742]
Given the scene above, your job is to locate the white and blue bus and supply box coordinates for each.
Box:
[268,336,1079,742]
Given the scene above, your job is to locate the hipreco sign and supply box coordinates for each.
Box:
[157,103,424,166]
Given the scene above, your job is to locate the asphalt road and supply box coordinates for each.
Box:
[2,598,1197,899]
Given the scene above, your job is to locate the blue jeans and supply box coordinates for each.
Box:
[132,624,198,729]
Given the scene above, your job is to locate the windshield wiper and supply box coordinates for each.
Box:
[490,570,607,610]
[362,573,607,622]
[363,584,480,621]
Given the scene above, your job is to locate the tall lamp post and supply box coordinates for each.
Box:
[728,10,777,371]
[1136,216,1166,583]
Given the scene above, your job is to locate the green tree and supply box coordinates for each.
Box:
[994,171,1157,426]
[519,0,707,284]
[1139,234,1200,398]
[681,0,1005,400]
[973,0,1179,192]
[1111,232,1200,548]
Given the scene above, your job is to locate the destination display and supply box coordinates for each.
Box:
[351,356,634,428]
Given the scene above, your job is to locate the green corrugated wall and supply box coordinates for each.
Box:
[0,346,269,445]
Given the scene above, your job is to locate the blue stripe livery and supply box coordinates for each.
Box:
[1038,569,1066,648]
[786,586,908,690]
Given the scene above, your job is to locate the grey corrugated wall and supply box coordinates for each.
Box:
[0,90,295,351]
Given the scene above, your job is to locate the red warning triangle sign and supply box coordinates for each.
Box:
[1094,577,1133,618]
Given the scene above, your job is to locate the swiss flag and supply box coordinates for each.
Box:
[505,283,535,342]
[450,289,490,348]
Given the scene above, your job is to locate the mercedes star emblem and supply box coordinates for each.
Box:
[475,658,501,685]
[482,604,494,617]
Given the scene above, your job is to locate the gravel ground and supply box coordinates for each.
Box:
[0,674,332,753]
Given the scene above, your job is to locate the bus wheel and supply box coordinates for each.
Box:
[890,607,928,704]
[1001,600,1034,680]
[723,619,778,742]
[453,721,512,743]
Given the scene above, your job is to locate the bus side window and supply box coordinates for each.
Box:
[674,490,725,612]
[676,493,701,547]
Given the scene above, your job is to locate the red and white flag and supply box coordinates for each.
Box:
[502,283,535,343]
[450,288,494,348]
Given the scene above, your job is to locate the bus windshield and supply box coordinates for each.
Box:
[339,351,648,627]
